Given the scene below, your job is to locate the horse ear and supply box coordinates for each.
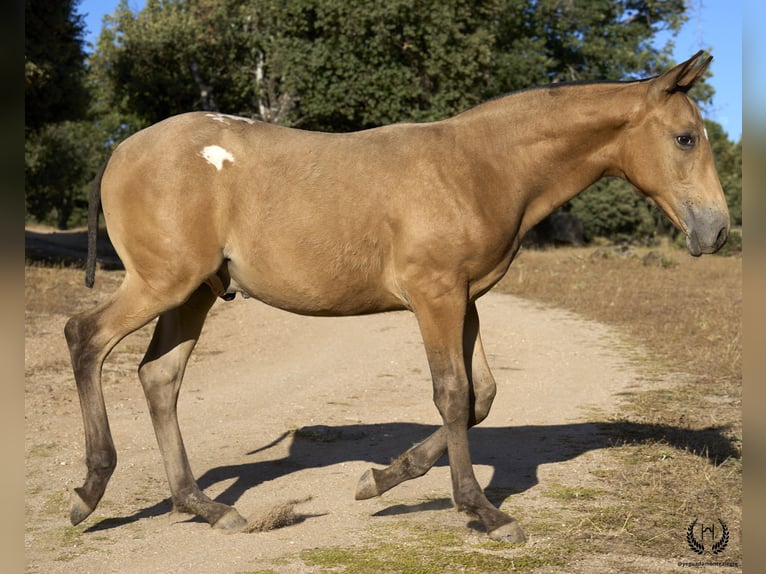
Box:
[650,50,713,97]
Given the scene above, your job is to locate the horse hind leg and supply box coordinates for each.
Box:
[137,286,246,531]
[65,275,175,525]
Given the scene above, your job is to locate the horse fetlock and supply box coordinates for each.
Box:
[399,451,431,479]
[171,487,209,514]
[68,450,116,526]
[86,449,117,475]
[172,488,244,530]
[452,477,485,508]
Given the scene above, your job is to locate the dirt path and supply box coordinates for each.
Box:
[25,288,641,573]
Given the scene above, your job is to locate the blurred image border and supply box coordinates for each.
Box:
[742,0,765,569]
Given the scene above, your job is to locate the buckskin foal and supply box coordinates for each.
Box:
[65,51,729,542]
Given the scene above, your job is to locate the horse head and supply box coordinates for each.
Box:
[620,51,730,255]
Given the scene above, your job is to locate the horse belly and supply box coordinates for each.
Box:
[225,238,405,316]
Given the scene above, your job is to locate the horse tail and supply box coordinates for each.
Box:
[85,158,109,288]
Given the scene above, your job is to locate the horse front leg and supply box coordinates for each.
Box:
[355,302,497,499]
[392,289,525,541]
[138,287,247,531]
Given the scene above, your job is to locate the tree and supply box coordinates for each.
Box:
[277,0,499,130]
[25,0,90,132]
[88,0,499,131]
[490,0,687,92]
[90,0,690,133]
[25,121,104,229]
[25,0,99,229]
[88,0,201,128]
[567,179,657,243]
[704,120,742,226]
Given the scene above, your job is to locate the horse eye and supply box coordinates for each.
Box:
[676,134,696,149]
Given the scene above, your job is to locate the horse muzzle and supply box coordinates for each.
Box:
[684,208,730,256]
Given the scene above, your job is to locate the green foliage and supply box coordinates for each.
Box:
[705,120,742,226]
[568,179,657,243]
[25,121,105,229]
[283,0,499,130]
[25,0,99,229]
[88,0,201,126]
[88,0,502,131]
[490,0,687,91]
[89,0,691,132]
[25,0,90,131]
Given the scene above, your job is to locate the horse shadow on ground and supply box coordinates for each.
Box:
[25,229,123,270]
[86,419,738,532]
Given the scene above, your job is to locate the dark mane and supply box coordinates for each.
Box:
[487,76,650,103]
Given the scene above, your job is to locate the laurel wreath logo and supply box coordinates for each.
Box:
[712,519,730,555]
[686,519,704,554]
[686,518,729,555]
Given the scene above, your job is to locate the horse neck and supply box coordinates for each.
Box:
[453,81,644,235]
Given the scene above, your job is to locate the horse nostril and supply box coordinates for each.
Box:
[716,226,729,249]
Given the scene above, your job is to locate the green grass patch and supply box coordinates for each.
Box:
[299,522,561,573]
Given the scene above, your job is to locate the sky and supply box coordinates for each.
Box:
[652,1,742,141]
[78,0,743,141]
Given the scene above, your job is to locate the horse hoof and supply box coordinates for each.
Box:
[212,508,248,532]
[355,468,380,500]
[69,490,94,526]
[488,520,527,543]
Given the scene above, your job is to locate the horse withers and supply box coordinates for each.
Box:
[65,51,729,542]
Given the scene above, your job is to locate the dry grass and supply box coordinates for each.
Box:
[495,241,742,562]
[243,496,314,533]
[24,263,124,317]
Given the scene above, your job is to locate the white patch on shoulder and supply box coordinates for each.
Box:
[205,112,255,125]
[200,145,235,171]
